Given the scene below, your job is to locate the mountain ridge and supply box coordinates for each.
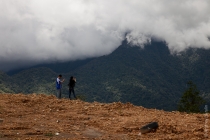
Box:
[1,40,210,111]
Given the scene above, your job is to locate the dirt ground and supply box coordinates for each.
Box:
[0,93,209,140]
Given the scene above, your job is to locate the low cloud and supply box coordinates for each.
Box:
[0,0,210,71]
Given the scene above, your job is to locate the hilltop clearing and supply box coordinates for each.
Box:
[0,93,209,139]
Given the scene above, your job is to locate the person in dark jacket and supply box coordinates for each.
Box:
[68,76,77,100]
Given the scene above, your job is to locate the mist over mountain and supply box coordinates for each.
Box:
[1,0,210,71]
[1,40,210,111]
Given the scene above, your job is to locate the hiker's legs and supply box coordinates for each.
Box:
[57,89,61,99]
[69,89,72,99]
[72,88,77,99]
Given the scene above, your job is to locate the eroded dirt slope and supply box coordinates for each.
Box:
[0,93,209,140]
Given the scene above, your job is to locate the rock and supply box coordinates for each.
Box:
[0,119,3,123]
[140,122,159,134]
[55,132,59,135]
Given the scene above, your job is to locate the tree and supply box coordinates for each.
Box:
[178,81,205,113]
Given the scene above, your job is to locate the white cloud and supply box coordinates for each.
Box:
[0,0,210,71]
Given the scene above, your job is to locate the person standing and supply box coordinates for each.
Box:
[68,76,77,100]
[56,74,65,99]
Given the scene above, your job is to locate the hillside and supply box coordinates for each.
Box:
[0,71,18,93]
[1,40,210,111]
[0,93,209,140]
[12,67,57,94]
[63,41,210,110]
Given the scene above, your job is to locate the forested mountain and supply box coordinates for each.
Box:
[0,71,15,93]
[1,40,210,111]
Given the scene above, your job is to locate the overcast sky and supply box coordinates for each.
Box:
[1,0,210,71]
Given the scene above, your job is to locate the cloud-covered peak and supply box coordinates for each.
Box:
[0,0,210,71]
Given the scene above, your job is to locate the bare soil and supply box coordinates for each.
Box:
[0,93,209,140]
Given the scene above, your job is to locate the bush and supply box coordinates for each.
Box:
[178,81,205,113]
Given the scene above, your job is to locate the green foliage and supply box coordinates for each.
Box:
[44,132,54,137]
[178,81,205,113]
[12,67,57,94]
[1,41,210,111]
